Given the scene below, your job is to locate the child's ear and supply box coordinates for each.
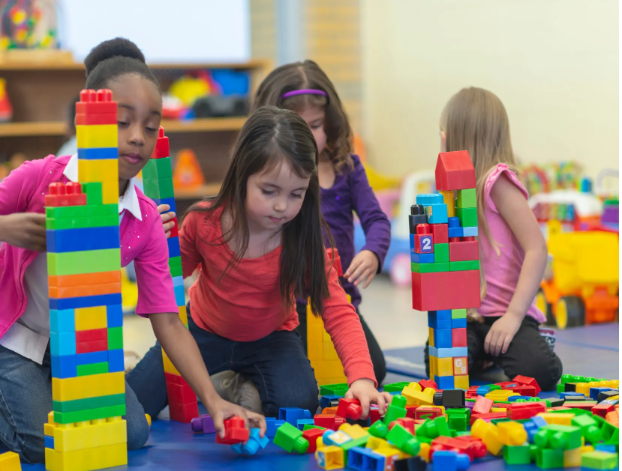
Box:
[440,130,447,152]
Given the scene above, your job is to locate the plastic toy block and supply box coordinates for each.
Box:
[412,270,480,311]
[448,240,478,262]
[320,383,350,396]
[51,354,77,378]
[45,435,55,449]
[274,422,309,453]
[411,261,450,275]
[561,447,582,467]
[231,428,269,455]
[384,395,408,424]
[151,196,177,214]
[143,177,175,199]
[75,328,107,344]
[450,328,467,348]
[46,214,120,231]
[435,357,452,376]
[49,293,121,311]
[78,146,118,161]
[73,306,107,331]
[428,311,452,329]
[0,451,21,471]
[417,194,444,206]
[538,412,575,425]
[80,181,103,205]
[598,390,619,402]
[410,250,434,264]
[52,371,124,402]
[534,424,582,450]
[532,447,564,469]
[503,444,531,465]
[166,380,197,406]
[439,190,455,218]
[48,416,126,452]
[471,419,503,455]
[76,123,118,148]
[453,357,468,376]
[76,88,116,111]
[432,435,486,461]
[347,447,389,471]
[434,376,454,390]
[316,445,345,470]
[45,441,126,471]
[431,245,448,265]
[45,203,118,220]
[49,271,121,290]
[473,396,493,414]
[336,399,362,420]
[53,393,125,413]
[413,225,434,254]
[265,418,286,438]
[76,339,107,354]
[456,189,476,209]
[435,151,476,191]
[76,362,108,376]
[78,158,118,183]
[430,346,468,358]
[303,428,325,454]
[581,450,619,470]
[512,375,541,396]
[425,203,448,225]
[455,207,477,228]
[47,249,120,276]
[409,205,428,232]
[151,126,171,159]
[430,450,470,470]
[54,404,126,424]
[383,382,411,393]
[497,421,527,445]
[295,419,314,430]
[449,260,480,271]
[594,444,617,453]
[447,217,464,238]
[168,400,199,423]
[418,416,451,440]
[314,414,346,431]
[169,256,182,277]
[441,390,465,408]
[462,226,478,237]
[46,226,120,253]
[323,430,352,447]
[50,332,76,356]
[45,182,87,207]
[142,157,173,180]
[389,418,416,435]
[50,309,76,333]
[434,329,452,349]
[415,406,443,421]
[49,282,121,300]
[215,416,250,445]
[386,425,419,455]
[279,408,312,425]
[166,237,182,259]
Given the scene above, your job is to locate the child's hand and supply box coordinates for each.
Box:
[206,396,267,439]
[344,250,379,288]
[345,378,392,419]
[484,312,523,356]
[0,213,46,251]
[157,204,176,239]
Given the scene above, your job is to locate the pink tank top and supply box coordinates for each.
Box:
[478,164,546,323]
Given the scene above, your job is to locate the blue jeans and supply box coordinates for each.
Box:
[127,309,319,418]
[0,344,150,464]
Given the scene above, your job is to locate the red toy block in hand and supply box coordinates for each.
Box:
[369,406,381,425]
[512,375,541,396]
[336,398,362,421]
[215,416,250,445]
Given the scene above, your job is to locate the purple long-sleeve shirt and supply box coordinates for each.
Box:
[320,154,391,309]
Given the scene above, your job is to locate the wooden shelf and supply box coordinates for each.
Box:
[0,121,66,136]
[161,117,246,133]
[175,183,222,200]
[0,59,268,72]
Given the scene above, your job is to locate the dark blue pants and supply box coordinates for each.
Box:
[127,307,319,418]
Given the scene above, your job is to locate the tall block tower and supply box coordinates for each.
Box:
[45,89,127,471]
[141,127,199,423]
[411,150,480,390]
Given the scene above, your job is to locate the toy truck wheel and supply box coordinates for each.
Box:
[536,289,554,325]
[555,296,585,329]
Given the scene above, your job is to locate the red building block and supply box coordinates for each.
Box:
[469,412,507,425]
[76,89,117,114]
[151,126,171,159]
[506,402,546,420]
[169,218,179,238]
[75,112,117,125]
[76,328,107,343]
[414,224,434,254]
[473,396,493,414]
[431,224,448,244]
[215,416,250,444]
[512,376,541,396]
[166,381,196,404]
[501,384,537,397]
[435,151,476,191]
[76,340,107,354]
[303,428,325,453]
[169,400,199,423]
[419,379,438,390]
[405,405,419,419]
[412,270,480,311]
[369,407,381,425]
[415,407,443,420]
[389,417,416,435]
[452,328,467,347]
[431,436,487,461]
[592,402,615,418]
[313,414,346,431]
[336,398,362,421]
[452,435,488,460]
[449,240,479,262]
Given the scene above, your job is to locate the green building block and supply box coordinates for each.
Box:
[53,394,125,413]
[303,424,326,431]
[411,262,449,273]
[456,207,477,227]
[383,382,411,393]
[46,215,119,230]
[417,416,450,439]
[503,444,532,465]
[77,362,109,376]
[447,414,468,432]
[142,157,173,180]
[572,415,603,444]
[46,204,117,219]
[452,309,467,319]
[369,421,388,438]
[82,182,103,205]
[383,395,407,425]
[449,260,480,271]
[319,383,349,396]
[54,404,126,424]
[386,424,420,455]
[143,177,175,199]
[108,327,124,350]
[581,451,619,470]
[457,189,476,208]
[273,422,309,453]
[47,249,121,276]
[535,448,564,469]
[534,424,582,450]
[169,256,182,278]
[557,384,566,393]
[340,435,370,460]
[434,243,449,262]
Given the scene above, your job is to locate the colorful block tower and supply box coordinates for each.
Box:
[45,89,127,471]
[141,127,199,423]
[307,248,347,387]
[411,150,481,391]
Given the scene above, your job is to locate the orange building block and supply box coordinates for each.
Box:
[48,271,121,288]
[49,282,121,299]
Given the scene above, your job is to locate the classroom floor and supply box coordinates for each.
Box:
[17,275,620,470]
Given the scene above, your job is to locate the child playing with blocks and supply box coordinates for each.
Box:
[128,106,392,421]
[0,38,262,464]
[425,87,562,390]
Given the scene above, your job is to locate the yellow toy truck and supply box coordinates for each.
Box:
[537,229,619,329]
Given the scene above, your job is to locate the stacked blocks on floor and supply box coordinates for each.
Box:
[141,127,198,423]
[411,150,480,391]
[0,451,22,471]
[45,89,127,471]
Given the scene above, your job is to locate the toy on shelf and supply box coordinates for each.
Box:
[44,89,127,471]
[142,127,199,423]
[172,148,205,190]
[0,77,12,121]
[411,150,480,390]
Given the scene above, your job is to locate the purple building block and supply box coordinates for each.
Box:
[191,414,216,434]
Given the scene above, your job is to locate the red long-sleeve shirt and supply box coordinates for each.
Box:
[180,206,376,386]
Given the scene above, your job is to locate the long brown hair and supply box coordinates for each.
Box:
[252,60,353,174]
[187,106,331,315]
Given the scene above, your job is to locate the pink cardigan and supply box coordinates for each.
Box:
[0,155,178,338]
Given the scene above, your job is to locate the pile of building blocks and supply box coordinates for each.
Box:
[306,248,349,387]
[44,89,127,471]
[0,451,21,471]
[411,150,481,390]
[141,126,199,423]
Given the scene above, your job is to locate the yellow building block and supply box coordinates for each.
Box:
[74,307,107,331]
[78,159,118,182]
[429,356,437,377]
[323,342,339,360]
[178,305,188,326]
[0,451,21,471]
[437,357,453,377]
[497,421,527,446]
[491,407,508,412]
[315,445,344,470]
[51,417,126,452]
[308,341,323,362]
[162,350,180,375]
[402,385,434,406]
[338,424,368,440]
[574,383,589,395]
[45,442,127,471]
[76,124,118,148]
[439,190,455,217]
[537,413,575,425]
[454,375,470,390]
[316,376,348,387]
[418,442,431,462]
[374,445,404,462]
[486,390,518,401]
[428,327,435,347]
[322,330,332,342]
[52,372,125,402]
[472,419,503,455]
[101,181,118,205]
[563,447,582,467]
[366,436,387,451]
[311,360,345,379]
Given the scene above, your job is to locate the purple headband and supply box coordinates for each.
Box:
[281,89,327,99]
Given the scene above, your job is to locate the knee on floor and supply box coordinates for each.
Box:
[126,414,150,451]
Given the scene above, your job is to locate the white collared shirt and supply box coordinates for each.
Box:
[0,154,142,364]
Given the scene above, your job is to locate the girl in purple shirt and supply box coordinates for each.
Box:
[253,61,390,384]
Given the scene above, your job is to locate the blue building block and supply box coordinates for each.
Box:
[50,309,75,333]
[411,251,434,264]
[508,395,533,402]
[416,194,444,206]
[418,234,434,253]
[448,217,463,238]
[172,275,184,287]
[50,332,76,356]
[433,450,469,470]
[78,147,118,160]
[594,444,617,453]
[46,226,120,253]
[51,354,77,378]
[451,318,467,328]
[348,446,386,471]
[50,293,122,310]
[108,349,125,372]
[167,236,181,258]
[426,203,448,224]
[265,418,285,438]
[174,285,185,306]
[463,226,478,237]
[278,407,311,426]
[297,419,315,430]
[589,387,613,400]
[76,351,108,366]
[435,329,453,348]
[107,304,123,327]
[151,196,177,214]
[232,428,269,455]
[45,435,55,450]
[428,312,452,330]
[435,376,455,390]
[432,347,468,358]
[477,386,491,396]
[320,395,343,409]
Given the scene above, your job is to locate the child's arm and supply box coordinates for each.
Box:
[344,157,391,288]
[485,173,548,356]
[157,204,176,238]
